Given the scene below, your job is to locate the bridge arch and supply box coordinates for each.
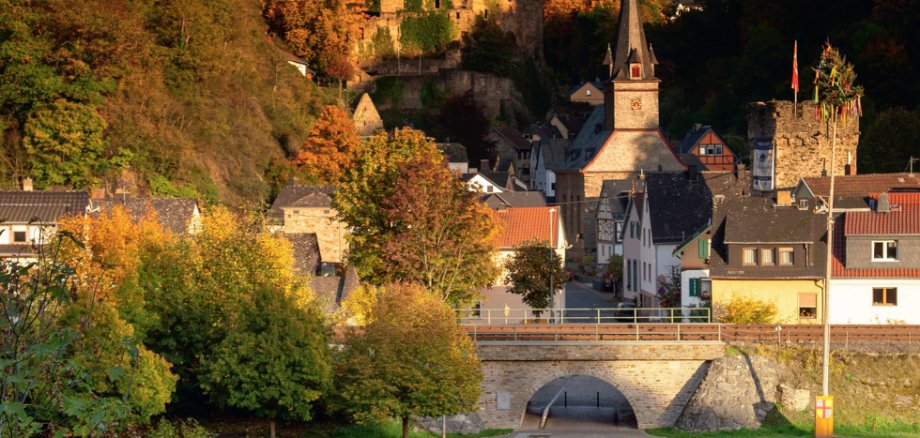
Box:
[522,366,646,428]
[475,342,723,430]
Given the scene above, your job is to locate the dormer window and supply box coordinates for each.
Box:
[630,63,641,79]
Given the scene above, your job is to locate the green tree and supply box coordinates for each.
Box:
[461,17,518,77]
[504,241,566,314]
[334,283,482,438]
[23,99,129,188]
[400,12,457,55]
[379,153,499,304]
[200,286,331,438]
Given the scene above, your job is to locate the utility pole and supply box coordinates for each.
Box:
[549,207,556,322]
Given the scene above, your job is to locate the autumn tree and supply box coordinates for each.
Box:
[334,283,482,438]
[336,128,498,305]
[504,241,566,314]
[263,0,359,76]
[295,105,361,184]
[379,153,499,304]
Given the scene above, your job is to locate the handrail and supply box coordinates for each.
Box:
[454,306,711,325]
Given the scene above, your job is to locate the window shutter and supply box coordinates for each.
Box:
[698,238,710,259]
[690,278,701,297]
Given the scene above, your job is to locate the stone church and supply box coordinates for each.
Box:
[554,0,685,260]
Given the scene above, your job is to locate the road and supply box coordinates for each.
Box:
[562,281,620,323]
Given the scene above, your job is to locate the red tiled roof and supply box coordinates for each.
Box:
[844,203,920,236]
[803,173,920,197]
[493,207,560,249]
[833,213,920,278]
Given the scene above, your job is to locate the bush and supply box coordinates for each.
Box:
[400,13,457,55]
[716,295,778,323]
[147,419,211,438]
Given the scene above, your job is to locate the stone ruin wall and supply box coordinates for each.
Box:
[748,100,860,189]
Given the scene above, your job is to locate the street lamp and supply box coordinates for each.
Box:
[549,207,556,322]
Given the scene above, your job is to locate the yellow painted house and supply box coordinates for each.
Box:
[709,195,828,324]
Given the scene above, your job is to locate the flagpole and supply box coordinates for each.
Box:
[793,40,799,117]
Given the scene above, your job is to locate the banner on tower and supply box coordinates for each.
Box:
[752,138,775,192]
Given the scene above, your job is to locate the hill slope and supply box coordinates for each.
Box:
[0,0,325,206]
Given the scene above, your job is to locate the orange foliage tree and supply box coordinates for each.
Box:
[294,105,361,184]
[263,0,360,77]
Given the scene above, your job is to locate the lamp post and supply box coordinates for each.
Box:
[549,207,556,322]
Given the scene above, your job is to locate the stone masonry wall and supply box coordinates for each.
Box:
[283,207,348,263]
[476,343,723,430]
[748,100,859,189]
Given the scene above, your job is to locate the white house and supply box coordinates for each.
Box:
[621,172,712,308]
[529,138,566,201]
[463,172,505,194]
[830,193,920,324]
[0,181,90,261]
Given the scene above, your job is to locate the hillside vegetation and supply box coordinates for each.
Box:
[0,0,326,205]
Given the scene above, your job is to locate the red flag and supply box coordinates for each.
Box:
[792,40,799,93]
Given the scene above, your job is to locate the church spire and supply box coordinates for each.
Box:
[613,0,657,81]
[602,43,614,79]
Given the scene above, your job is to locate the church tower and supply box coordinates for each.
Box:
[604,0,660,131]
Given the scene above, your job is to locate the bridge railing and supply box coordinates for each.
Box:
[465,323,724,342]
[455,307,711,325]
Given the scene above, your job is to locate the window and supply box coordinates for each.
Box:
[779,247,794,266]
[689,278,701,297]
[615,222,624,243]
[13,231,26,243]
[799,293,817,319]
[872,241,898,261]
[761,248,775,265]
[742,248,757,265]
[586,89,592,96]
[487,186,493,193]
[799,199,809,209]
[873,287,897,306]
[698,238,710,259]
[471,301,482,317]
[630,64,641,78]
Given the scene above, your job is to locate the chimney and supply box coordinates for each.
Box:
[21,178,33,191]
[845,151,855,176]
[878,192,890,213]
[480,159,490,172]
[91,188,106,199]
[776,190,792,207]
[687,164,699,181]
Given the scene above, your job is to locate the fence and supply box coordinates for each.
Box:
[464,323,920,344]
[455,307,711,325]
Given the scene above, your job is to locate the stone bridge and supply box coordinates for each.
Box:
[475,341,725,430]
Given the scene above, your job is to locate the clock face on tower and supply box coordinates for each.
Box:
[630,98,642,111]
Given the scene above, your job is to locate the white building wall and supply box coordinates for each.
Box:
[655,244,680,282]
[639,201,656,302]
[680,269,709,309]
[829,279,920,324]
[622,204,642,302]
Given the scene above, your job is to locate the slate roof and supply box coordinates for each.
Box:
[534,139,566,169]
[491,125,531,151]
[481,192,547,209]
[93,198,198,235]
[554,113,589,137]
[267,182,335,224]
[493,206,560,249]
[556,106,609,171]
[0,191,89,224]
[599,179,633,218]
[612,0,657,81]
[437,142,468,163]
[312,265,360,313]
[800,173,920,197]
[710,195,828,279]
[675,125,711,154]
[284,233,321,275]
[645,172,713,245]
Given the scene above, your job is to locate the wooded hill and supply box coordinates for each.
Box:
[0,0,326,206]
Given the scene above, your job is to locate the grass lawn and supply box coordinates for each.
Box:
[316,420,512,438]
[647,422,920,437]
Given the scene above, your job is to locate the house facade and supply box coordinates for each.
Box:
[675,125,736,172]
[596,179,632,264]
[529,138,565,201]
[473,206,567,322]
[830,193,920,324]
[268,182,348,264]
[709,195,827,323]
[566,81,605,106]
[673,225,712,310]
[0,182,90,260]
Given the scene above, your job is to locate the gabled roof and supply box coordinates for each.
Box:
[565,81,605,98]
[352,93,384,136]
[800,173,920,198]
[93,198,199,235]
[493,206,561,249]
[645,172,712,245]
[676,125,712,154]
[490,125,531,151]
[312,265,360,314]
[268,182,336,224]
[624,192,645,222]
[0,191,89,224]
[534,139,567,169]
[555,106,609,171]
[481,192,547,209]
[553,113,589,137]
[710,196,828,279]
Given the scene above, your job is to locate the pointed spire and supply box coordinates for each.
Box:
[602,43,614,79]
[612,0,657,81]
